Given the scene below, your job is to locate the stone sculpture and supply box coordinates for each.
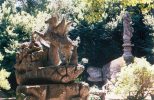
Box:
[34,15,73,66]
[15,15,89,100]
[102,12,134,83]
[123,12,134,42]
[122,11,134,64]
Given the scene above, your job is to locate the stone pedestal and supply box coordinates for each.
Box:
[122,43,134,65]
[15,65,84,84]
[16,83,89,100]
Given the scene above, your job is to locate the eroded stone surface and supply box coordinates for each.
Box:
[87,67,102,82]
[15,41,47,72]
[16,82,89,100]
[102,57,125,83]
[16,65,84,84]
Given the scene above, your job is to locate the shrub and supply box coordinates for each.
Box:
[0,68,10,90]
[112,57,154,99]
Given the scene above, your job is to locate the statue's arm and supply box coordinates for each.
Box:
[34,31,45,39]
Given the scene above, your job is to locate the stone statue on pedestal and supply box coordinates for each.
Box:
[102,11,134,84]
[122,12,134,65]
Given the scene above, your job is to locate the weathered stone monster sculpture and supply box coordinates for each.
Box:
[15,15,89,100]
[34,15,74,66]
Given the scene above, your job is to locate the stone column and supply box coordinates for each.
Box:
[122,12,134,65]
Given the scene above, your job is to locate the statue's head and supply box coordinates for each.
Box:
[45,15,72,37]
[45,15,58,29]
[123,11,132,23]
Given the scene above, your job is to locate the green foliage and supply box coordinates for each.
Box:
[0,0,50,70]
[0,0,19,69]
[81,0,105,23]
[0,0,50,90]
[121,0,153,6]
[121,0,154,14]
[0,0,153,69]
[69,1,123,66]
[0,0,5,5]
[129,7,152,57]
[68,0,154,67]
[112,57,154,99]
[77,0,154,23]
[141,14,154,63]
[16,0,49,15]
[0,68,11,90]
[70,19,122,66]
[78,0,122,23]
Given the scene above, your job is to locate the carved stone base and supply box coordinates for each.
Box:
[16,65,84,85]
[16,82,89,100]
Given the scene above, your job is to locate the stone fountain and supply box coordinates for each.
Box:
[15,15,89,100]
